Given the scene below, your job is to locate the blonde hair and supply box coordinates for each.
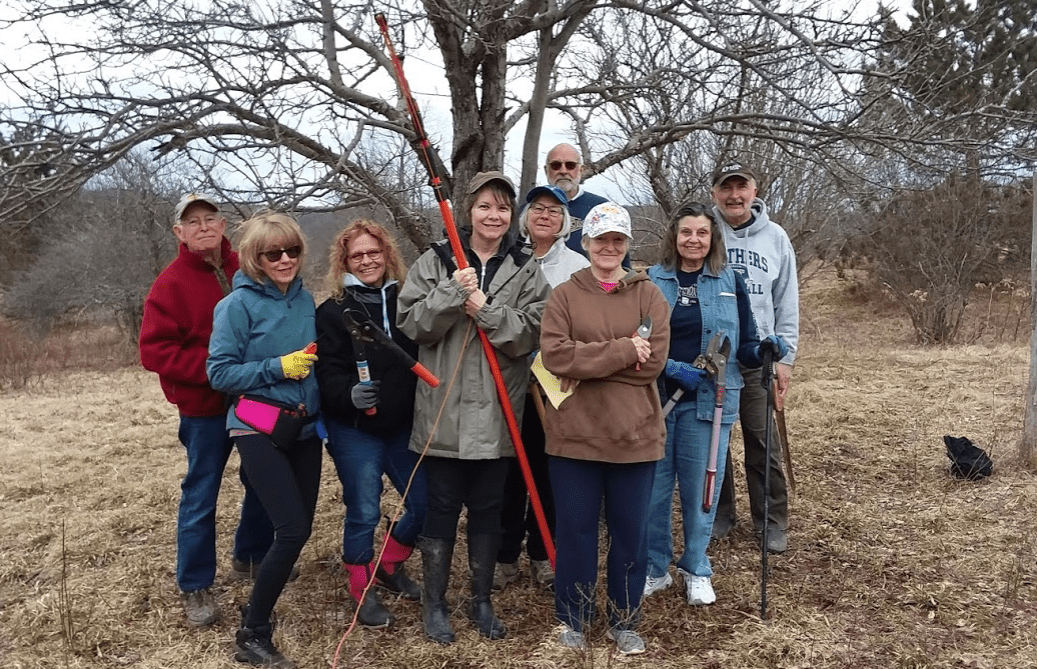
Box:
[236,210,307,285]
[324,219,408,298]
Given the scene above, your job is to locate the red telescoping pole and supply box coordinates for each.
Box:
[375,14,555,567]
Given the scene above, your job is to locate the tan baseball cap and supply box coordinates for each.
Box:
[174,193,220,224]
[466,171,517,197]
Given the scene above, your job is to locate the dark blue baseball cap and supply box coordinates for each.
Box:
[524,184,569,207]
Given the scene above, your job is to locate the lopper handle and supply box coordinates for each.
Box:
[411,362,440,388]
[356,359,377,416]
[703,471,716,512]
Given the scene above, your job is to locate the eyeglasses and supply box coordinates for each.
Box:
[348,249,384,263]
[529,204,564,217]
[259,246,302,262]
[547,160,579,171]
[179,215,221,228]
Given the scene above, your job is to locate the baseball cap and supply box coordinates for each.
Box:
[711,162,759,187]
[466,171,517,198]
[174,193,220,223]
[524,184,569,206]
[582,202,632,240]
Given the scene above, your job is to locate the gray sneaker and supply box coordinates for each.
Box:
[606,628,646,655]
[180,588,219,627]
[530,559,555,589]
[558,625,586,650]
[492,561,520,590]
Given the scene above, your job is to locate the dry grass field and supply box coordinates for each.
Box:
[2,267,1036,668]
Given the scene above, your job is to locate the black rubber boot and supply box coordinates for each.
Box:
[417,536,455,645]
[377,562,421,601]
[468,533,507,640]
[356,590,395,628]
[234,622,295,668]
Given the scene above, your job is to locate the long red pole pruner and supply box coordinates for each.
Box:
[375,14,555,567]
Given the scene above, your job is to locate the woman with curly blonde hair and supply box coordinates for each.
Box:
[314,219,427,628]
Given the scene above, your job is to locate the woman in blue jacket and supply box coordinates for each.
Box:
[644,203,785,607]
[208,211,320,669]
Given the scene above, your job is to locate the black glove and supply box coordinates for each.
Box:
[350,381,380,410]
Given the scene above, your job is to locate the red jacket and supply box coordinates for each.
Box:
[139,238,239,417]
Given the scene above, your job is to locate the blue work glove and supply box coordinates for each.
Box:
[758,335,789,361]
[350,381,380,410]
[665,359,707,393]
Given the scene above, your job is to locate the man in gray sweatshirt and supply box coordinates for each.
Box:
[710,163,799,554]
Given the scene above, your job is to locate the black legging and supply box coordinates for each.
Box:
[234,433,322,627]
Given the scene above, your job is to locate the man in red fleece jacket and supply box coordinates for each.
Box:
[139,193,273,627]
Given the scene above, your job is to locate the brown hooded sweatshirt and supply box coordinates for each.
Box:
[540,267,670,464]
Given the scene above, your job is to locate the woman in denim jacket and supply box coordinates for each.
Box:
[644,203,785,608]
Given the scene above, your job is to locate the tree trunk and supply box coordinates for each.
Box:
[1021,170,1037,467]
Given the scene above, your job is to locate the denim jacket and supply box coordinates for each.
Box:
[648,264,744,424]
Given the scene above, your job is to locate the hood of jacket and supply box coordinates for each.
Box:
[717,198,771,239]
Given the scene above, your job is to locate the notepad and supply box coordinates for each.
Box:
[530,351,573,409]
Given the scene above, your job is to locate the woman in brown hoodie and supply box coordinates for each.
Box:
[539,202,670,656]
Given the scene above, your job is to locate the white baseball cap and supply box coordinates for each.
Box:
[582,202,632,240]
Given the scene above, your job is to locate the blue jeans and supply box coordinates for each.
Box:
[549,455,655,633]
[645,401,731,579]
[176,414,273,592]
[324,418,427,564]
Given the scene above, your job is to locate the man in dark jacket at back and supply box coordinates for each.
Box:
[139,193,274,627]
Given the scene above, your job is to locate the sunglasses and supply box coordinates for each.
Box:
[548,160,579,171]
[259,246,302,262]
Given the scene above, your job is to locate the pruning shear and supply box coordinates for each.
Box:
[634,315,652,371]
[342,309,440,389]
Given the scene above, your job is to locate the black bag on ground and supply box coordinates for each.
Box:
[943,435,993,480]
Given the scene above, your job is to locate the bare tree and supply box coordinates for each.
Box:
[2,152,187,341]
[1,0,1034,263]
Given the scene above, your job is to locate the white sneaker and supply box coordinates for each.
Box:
[642,571,672,597]
[678,568,716,605]
[558,624,586,650]
[606,627,646,655]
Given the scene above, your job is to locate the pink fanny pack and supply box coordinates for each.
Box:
[234,395,311,449]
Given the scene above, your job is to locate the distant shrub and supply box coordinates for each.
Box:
[852,177,1031,345]
[0,320,45,390]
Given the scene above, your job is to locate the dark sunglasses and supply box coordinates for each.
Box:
[548,160,579,171]
[259,246,302,262]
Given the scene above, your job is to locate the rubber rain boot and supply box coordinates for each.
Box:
[468,533,507,640]
[417,535,455,645]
